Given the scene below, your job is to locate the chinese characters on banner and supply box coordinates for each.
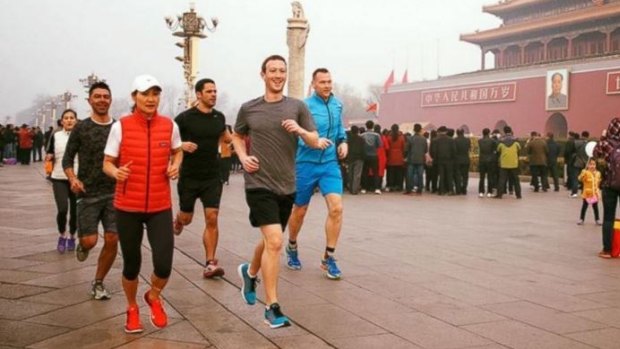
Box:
[421,82,517,108]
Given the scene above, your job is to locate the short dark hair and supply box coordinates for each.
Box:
[414,123,422,133]
[457,128,464,136]
[89,81,111,97]
[365,120,374,129]
[312,68,329,80]
[261,55,286,73]
[195,78,215,93]
[350,125,359,135]
[551,72,563,81]
[482,128,490,136]
[581,131,590,138]
[503,126,512,134]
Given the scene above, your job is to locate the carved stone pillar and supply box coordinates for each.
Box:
[286,1,309,100]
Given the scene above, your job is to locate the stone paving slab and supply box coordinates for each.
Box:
[2,164,620,348]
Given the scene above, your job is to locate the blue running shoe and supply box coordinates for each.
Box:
[264,303,291,328]
[285,245,302,270]
[321,256,342,280]
[237,263,258,305]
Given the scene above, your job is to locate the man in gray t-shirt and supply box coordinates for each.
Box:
[234,95,315,195]
[232,55,324,329]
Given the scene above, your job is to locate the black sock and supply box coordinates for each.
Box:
[288,239,297,250]
[325,247,335,259]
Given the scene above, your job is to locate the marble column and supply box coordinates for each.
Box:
[286,1,310,99]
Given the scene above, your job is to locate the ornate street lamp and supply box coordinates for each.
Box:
[79,73,105,100]
[59,90,77,110]
[165,2,218,108]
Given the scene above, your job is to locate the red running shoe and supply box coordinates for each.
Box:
[144,290,168,328]
[124,306,144,334]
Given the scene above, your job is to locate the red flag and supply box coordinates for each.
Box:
[401,70,409,84]
[366,103,378,112]
[383,70,395,93]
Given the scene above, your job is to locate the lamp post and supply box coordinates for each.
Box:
[79,73,105,100]
[59,90,77,110]
[165,2,217,108]
[44,98,59,129]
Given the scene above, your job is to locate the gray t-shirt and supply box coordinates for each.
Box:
[235,96,316,195]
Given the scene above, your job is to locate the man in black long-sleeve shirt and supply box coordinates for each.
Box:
[62,81,118,301]
[431,126,456,195]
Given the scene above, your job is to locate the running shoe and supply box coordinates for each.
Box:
[320,256,342,280]
[66,237,76,251]
[124,306,144,334]
[285,245,302,270]
[57,237,67,254]
[237,263,258,305]
[76,242,89,262]
[91,281,111,300]
[144,290,168,329]
[264,303,291,328]
[203,259,225,278]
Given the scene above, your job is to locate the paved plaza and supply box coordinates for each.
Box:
[2,164,620,348]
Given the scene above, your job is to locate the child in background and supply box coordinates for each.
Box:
[577,158,602,225]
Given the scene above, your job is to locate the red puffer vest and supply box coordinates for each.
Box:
[114,112,173,213]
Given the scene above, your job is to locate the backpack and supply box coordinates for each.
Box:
[573,140,588,169]
[607,141,620,191]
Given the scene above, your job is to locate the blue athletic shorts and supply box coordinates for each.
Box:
[295,161,343,206]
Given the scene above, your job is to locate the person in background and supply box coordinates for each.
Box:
[386,124,405,192]
[577,158,601,226]
[593,118,620,258]
[347,125,365,195]
[46,109,78,253]
[546,132,561,192]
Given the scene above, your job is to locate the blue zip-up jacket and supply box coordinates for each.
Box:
[296,93,347,164]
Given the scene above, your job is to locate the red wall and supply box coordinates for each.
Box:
[379,68,620,138]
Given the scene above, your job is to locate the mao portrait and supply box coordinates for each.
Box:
[546,69,569,111]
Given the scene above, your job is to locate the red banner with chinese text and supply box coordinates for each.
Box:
[421,82,517,108]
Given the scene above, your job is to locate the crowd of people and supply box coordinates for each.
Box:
[5,53,620,334]
[0,123,47,165]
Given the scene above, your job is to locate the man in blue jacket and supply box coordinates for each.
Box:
[286,68,348,279]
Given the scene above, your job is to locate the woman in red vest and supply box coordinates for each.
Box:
[103,75,183,334]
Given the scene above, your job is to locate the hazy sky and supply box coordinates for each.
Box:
[0,0,500,122]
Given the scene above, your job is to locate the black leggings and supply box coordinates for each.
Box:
[51,179,77,235]
[116,209,174,280]
[580,199,600,221]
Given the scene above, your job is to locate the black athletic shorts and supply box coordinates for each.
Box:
[245,188,295,230]
[177,176,223,213]
[76,194,117,237]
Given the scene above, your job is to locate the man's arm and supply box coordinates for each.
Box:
[62,125,85,193]
[231,132,259,173]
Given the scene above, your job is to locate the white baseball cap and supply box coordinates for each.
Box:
[132,74,162,93]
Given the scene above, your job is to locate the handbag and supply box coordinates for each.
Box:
[44,158,54,176]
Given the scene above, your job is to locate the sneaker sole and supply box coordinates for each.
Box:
[93,293,111,300]
[320,265,341,280]
[124,327,144,334]
[203,268,225,278]
[264,319,291,328]
[237,264,255,305]
[286,263,302,270]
